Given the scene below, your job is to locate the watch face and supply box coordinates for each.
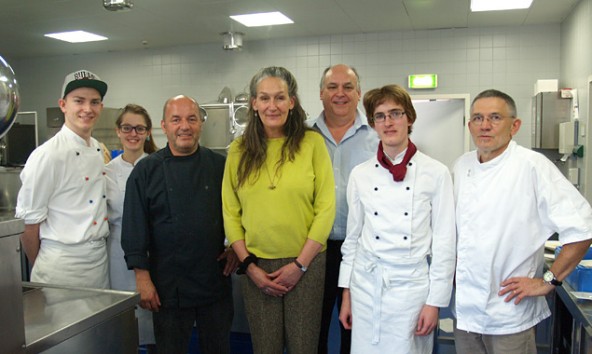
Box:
[544,271,554,282]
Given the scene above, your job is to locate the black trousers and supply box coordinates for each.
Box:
[152,293,233,354]
[318,240,351,354]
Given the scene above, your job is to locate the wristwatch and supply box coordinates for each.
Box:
[293,259,308,273]
[237,254,258,275]
[543,270,562,286]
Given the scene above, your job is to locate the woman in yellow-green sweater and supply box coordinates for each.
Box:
[222,66,336,354]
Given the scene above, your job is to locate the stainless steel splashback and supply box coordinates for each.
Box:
[200,102,248,155]
[0,166,22,212]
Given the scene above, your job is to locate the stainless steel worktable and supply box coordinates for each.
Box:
[23,282,140,353]
[544,256,592,353]
[555,280,592,337]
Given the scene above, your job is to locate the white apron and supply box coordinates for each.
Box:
[350,247,433,353]
[105,154,155,345]
[32,238,109,289]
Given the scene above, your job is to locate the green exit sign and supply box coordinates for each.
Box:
[408,74,438,89]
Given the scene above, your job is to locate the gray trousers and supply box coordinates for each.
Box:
[454,325,537,354]
[241,252,326,354]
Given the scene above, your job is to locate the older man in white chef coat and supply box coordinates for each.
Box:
[16,69,110,289]
[453,89,592,354]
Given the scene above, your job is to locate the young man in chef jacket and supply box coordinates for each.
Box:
[16,69,110,289]
[453,89,592,354]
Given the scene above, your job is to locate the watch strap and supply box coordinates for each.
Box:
[293,259,307,272]
[237,254,258,275]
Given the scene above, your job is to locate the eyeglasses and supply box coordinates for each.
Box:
[469,114,511,126]
[373,110,406,123]
[120,125,148,134]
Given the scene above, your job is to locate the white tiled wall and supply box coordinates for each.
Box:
[13,24,561,150]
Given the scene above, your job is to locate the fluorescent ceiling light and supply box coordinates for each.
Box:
[471,0,533,12]
[44,30,108,43]
[230,11,293,27]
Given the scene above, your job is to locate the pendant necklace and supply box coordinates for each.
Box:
[264,162,279,190]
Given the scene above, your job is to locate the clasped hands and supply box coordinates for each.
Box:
[248,262,303,297]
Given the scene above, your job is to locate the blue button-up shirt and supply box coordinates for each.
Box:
[308,109,379,240]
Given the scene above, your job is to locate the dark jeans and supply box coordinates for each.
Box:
[152,293,233,354]
[318,240,351,354]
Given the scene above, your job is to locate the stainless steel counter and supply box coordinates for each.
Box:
[544,257,592,353]
[0,212,25,354]
[555,280,592,337]
[24,282,140,353]
[1,212,140,353]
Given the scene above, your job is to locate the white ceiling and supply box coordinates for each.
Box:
[0,0,579,59]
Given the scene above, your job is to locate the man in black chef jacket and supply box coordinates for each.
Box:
[121,95,237,353]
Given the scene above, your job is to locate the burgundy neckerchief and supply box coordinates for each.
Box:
[376,140,417,182]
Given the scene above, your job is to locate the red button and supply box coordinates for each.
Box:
[85,177,89,181]
[93,221,97,225]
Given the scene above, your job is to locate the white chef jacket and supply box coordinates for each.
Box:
[454,140,592,335]
[339,149,456,352]
[16,125,109,288]
[105,153,154,345]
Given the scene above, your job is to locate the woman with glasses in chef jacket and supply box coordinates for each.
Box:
[338,84,456,353]
[105,104,158,352]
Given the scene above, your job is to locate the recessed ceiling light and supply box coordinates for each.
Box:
[44,30,108,43]
[230,11,293,27]
[471,0,533,12]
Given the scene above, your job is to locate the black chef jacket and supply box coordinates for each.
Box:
[121,144,231,308]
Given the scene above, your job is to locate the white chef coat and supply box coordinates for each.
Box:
[453,140,592,335]
[105,153,154,345]
[16,125,109,288]
[339,149,456,352]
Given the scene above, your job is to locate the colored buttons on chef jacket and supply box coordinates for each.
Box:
[374,211,378,215]
[374,187,378,191]
[85,177,89,181]
[89,200,93,204]
[375,236,380,240]
[406,186,410,190]
[408,162,413,166]
[76,152,80,156]
[403,236,408,240]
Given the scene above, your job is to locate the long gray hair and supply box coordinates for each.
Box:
[236,66,310,188]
